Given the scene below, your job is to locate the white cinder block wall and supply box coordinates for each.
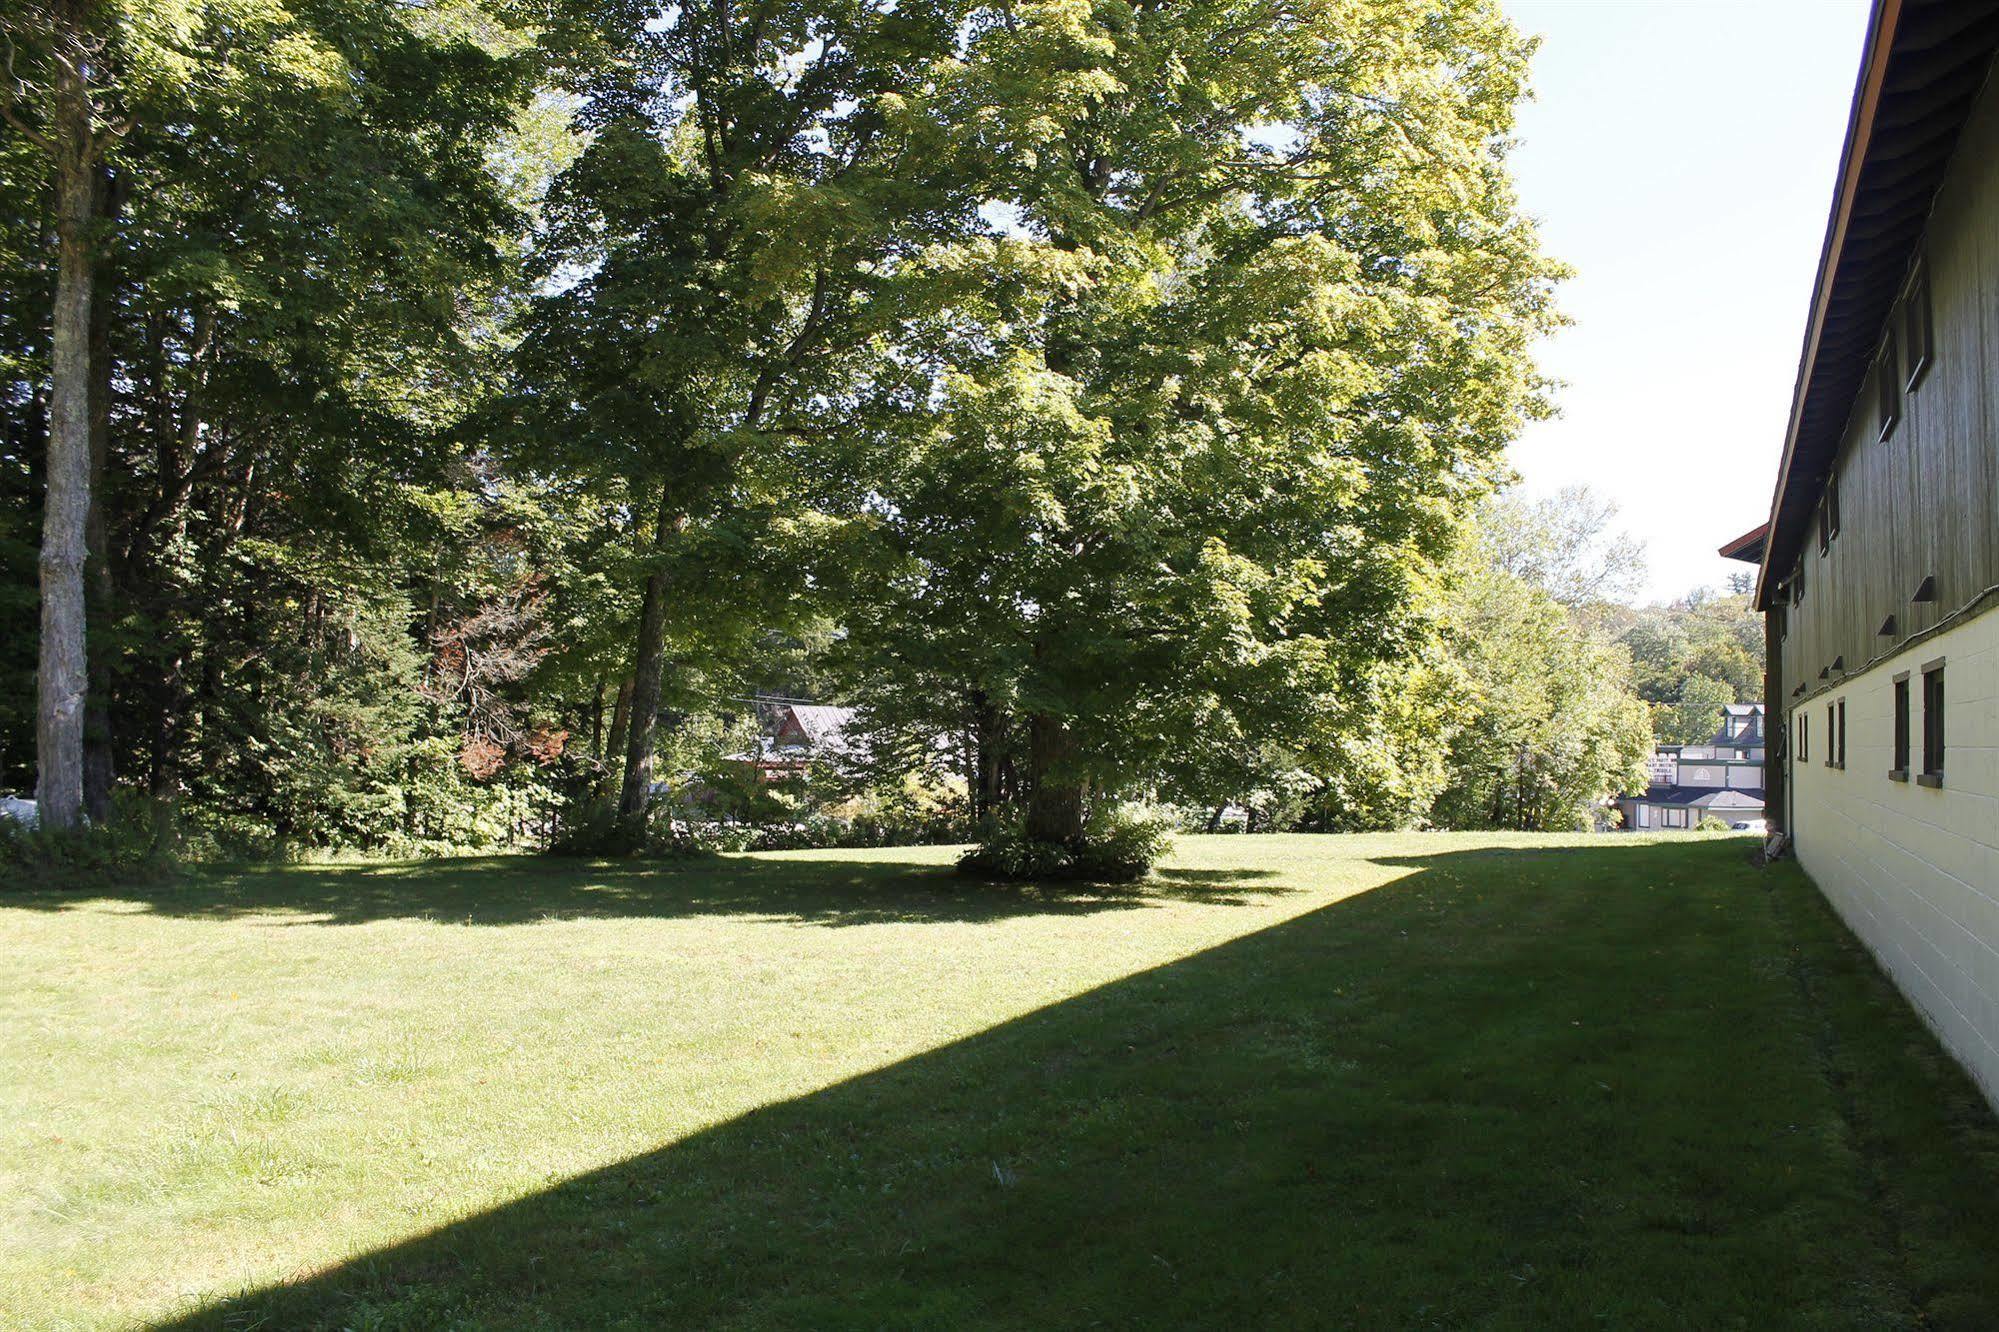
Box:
[1788,606,1999,1104]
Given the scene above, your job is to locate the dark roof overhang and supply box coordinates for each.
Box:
[1718,523,1768,565]
[1755,0,1999,609]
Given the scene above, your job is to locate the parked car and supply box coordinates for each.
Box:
[1729,818,1768,835]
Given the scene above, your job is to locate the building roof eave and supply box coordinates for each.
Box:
[1754,0,1999,608]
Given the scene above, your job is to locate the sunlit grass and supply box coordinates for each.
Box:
[4,833,1998,1328]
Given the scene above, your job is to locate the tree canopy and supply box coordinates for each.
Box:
[835,0,1564,848]
[0,0,1646,870]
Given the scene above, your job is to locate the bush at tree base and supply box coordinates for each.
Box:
[958,805,1176,884]
[0,795,178,888]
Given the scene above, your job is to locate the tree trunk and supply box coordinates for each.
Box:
[969,690,1010,819]
[1023,713,1087,844]
[600,675,634,800]
[82,166,123,825]
[589,678,606,761]
[618,491,684,823]
[36,61,99,832]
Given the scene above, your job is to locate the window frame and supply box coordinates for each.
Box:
[1878,325,1901,442]
[1903,256,1932,392]
[1920,660,1945,786]
[1891,673,1910,780]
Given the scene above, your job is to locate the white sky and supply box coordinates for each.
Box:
[1502,0,1873,603]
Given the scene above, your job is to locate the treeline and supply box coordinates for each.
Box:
[1,0,1648,867]
[1611,583,1766,745]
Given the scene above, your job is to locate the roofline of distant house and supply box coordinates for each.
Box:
[1754,0,1900,610]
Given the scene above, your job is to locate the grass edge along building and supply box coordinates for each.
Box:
[1737,0,1999,1109]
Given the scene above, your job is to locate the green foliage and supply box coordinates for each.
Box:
[0,0,633,848]
[1657,675,1739,747]
[0,795,176,888]
[834,0,1563,826]
[3,0,1619,858]
[1616,588,1767,730]
[1697,815,1732,833]
[1289,651,1463,832]
[1429,530,1655,832]
[503,0,990,817]
[961,804,1175,883]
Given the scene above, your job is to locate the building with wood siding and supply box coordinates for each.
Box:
[1736,0,1999,1106]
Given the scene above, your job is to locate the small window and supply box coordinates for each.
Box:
[1837,698,1846,768]
[1799,711,1809,763]
[1921,662,1945,785]
[1826,703,1837,768]
[1891,675,1910,777]
[1878,327,1900,442]
[1904,257,1932,391]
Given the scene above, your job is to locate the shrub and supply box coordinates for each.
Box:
[545,797,726,859]
[1697,815,1731,833]
[959,804,1175,883]
[0,797,179,889]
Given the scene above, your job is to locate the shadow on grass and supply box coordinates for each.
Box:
[153,839,1999,1329]
[0,848,1291,928]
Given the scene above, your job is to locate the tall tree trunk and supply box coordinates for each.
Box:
[1023,713,1087,844]
[618,490,684,823]
[969,690,1009,820]
[35,59,99,832]
[589,678,606,761]
[600,675,634,801]
[82,165,123,825]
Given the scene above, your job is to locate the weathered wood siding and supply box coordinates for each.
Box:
[1778,62,1999,710]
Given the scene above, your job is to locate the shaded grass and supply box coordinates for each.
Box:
[4,834,1999,1328]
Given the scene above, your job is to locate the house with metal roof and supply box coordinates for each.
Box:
[1729,0,1999,1108]
[728,703,862,782]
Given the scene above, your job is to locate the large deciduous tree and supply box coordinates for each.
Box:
[2,0,142,828]
[840,0,1564,852]
[0,0,630,836]
[508,0,979,832]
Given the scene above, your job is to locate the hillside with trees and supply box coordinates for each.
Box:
[1612,582,1766,745]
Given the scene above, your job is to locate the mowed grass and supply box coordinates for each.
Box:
[5,836,1999,1329]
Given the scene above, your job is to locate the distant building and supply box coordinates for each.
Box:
[769,704,856,756]
[737,703,860,781]
[1736,0,1999,1107]
[1619,704,1766,831]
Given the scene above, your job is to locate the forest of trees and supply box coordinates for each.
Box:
[1,0,1716,875]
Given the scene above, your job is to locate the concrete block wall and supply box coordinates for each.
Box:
[1788,604,1999,1106]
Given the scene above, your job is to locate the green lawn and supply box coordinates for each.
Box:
[6,835,1999,1329]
